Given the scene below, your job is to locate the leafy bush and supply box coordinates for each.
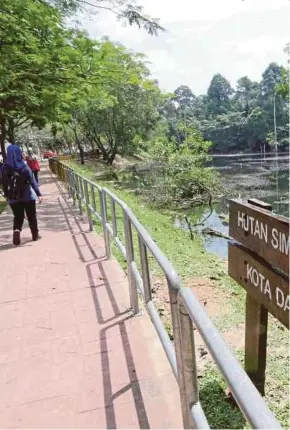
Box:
[145,123,221,207]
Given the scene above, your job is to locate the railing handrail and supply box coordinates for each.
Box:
[49,157,282,430]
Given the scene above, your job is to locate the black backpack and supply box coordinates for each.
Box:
[1,165,28,200]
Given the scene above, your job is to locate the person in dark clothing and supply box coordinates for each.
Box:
[0,145,42,245]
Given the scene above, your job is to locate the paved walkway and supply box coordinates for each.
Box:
[0,167,182,429]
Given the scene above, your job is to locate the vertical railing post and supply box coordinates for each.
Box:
[66,169,71,196]
[65,168,71,196]
[79,177,84,200]
[62,164,66,183]
[111,198,118,238]
[90,184,97,228]
[168,285,191,429]
[72,172,76,206]
[84,180,93,231]
[124,212,139,314]
[91,184,96,213]
[138,237,151,304]
[101,190,111,258]
[80,178,85,214]
[60,163,63,181]
[178,297,202,429]
[98,189,103,223]
[69,170,73,199]
[76,176,82,215]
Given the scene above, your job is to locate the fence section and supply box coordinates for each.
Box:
[49,158,281,430]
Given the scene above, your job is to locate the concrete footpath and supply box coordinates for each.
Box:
[0,167,182,429]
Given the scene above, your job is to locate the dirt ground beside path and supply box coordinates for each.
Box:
[152,275,245,370]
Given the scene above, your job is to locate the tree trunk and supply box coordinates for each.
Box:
[62,124,72,152]
[107,147,117,165]
[92,135,109,162]
[102,151,109,162]
[0,117,7,161]
[79,143,85,165]
[72,126,84,165]
[7,118,15,143]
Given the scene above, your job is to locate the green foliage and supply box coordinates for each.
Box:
[48,0,165,35]
[277,67,289,100]
[66,159,225,280]
[174,85,196,110]
[0,0,64,125]
[261,62,283,95]
[277,44,289,99]
[163,57,289,154]
[0,0,102,154]
[77,68,163,164]
[146,123,219,206]
[0,0,164,160]
[207,73,233,115]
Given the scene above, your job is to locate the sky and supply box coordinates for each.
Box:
[78,0,290,95]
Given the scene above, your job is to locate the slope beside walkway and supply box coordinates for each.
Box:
[0,166,182,429]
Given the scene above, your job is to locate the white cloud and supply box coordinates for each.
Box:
[146,50,176,72]
[132,0,288,23]
[237,36,288,59]
[80,0,290,94]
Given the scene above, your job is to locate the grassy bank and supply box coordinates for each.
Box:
[66,159,289,429]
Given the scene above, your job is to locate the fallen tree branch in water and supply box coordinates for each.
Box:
[184,215,194,240]
[185,182,214,234]
[202,227,230,240]
[192,179,214,227]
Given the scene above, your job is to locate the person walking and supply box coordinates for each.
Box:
[0,145,42,245]
[26,150,40,184]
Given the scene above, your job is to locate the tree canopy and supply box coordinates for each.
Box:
[164,60,289,154]
[0,0,163,160]
[47,0,164,35]
[1,0,288,162]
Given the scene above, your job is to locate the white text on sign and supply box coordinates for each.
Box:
[238,211,289,256]
[246,263,290,312]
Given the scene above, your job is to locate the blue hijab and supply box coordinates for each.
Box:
[6,145,26,170]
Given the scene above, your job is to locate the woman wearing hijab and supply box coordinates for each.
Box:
[0,145,42,245]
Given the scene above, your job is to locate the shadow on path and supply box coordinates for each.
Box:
[56,176,150,429]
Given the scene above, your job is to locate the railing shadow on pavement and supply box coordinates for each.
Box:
[88,261,151,429]
[56,177,151,429]
[49,157,282,430]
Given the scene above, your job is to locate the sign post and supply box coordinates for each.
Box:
[244,296,268,395]
[228,198,289,396]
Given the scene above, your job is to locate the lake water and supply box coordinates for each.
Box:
[180,153,289,260]
[104,151,289,261]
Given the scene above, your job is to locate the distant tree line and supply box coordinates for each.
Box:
[163,58,289,154]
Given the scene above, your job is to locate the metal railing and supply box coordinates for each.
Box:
[49,158,281,430]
